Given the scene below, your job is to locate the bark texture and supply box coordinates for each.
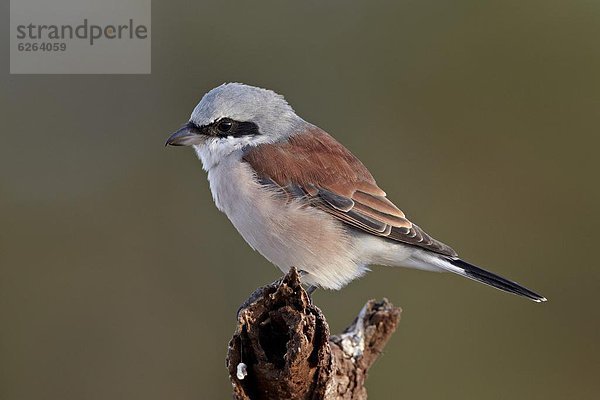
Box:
[226,268,401,399]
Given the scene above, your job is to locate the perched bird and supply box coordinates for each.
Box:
[166,83,546,302]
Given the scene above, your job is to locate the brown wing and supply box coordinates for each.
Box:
[243,126,458,257]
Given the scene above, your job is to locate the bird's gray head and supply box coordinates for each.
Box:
[166,83,306,170]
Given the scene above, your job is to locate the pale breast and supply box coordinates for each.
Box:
[205,154,365,289]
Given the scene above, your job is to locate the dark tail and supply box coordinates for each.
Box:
[445,258,547,303]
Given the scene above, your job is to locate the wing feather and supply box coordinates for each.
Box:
[243,126,458,257]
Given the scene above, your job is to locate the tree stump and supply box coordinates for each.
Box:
[226,268,401,399]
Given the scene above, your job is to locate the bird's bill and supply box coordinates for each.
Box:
[165,122,204,146]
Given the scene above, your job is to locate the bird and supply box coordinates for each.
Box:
[166,83,546,302]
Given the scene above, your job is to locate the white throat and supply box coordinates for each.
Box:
[193,138,243,171]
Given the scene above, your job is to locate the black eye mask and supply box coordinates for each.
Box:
[200,118,261,138]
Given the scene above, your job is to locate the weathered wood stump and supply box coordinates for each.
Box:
[226,268,401,399]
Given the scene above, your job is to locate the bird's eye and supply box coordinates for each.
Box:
[217,120,233,133]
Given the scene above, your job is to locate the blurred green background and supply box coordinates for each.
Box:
[1,1,599,399]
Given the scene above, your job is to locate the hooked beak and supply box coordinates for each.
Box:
[165,122,203,146]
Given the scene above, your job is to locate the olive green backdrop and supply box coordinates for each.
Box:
[1,1,599,399]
